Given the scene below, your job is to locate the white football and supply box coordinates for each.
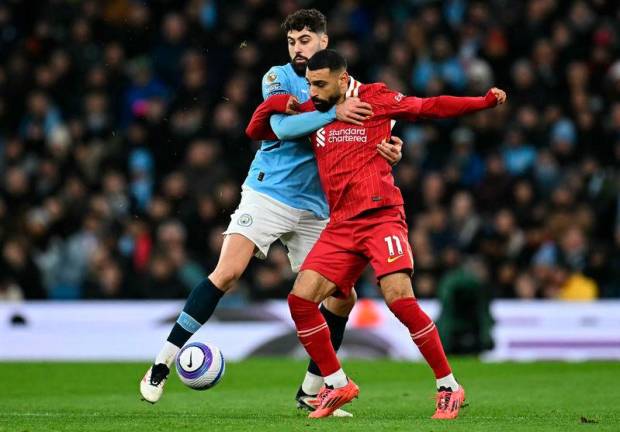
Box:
[175,342,225,390]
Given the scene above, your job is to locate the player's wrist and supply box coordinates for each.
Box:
[484,90,498,107]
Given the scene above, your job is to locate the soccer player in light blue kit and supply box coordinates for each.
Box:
[140,9,403,415]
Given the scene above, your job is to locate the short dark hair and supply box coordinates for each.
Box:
[307,49,347,72]
[282,9,327,34]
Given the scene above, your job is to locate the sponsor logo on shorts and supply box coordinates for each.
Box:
[387,254,404,263]
[238,214,253,227]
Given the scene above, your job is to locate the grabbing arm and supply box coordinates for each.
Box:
[269,108,336,140]
[245,94,332,141]
[245,94,291,141]
[246,93,375,141]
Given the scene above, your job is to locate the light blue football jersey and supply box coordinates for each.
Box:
[243,63,331,219]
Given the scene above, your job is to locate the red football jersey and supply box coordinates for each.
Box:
[298,78,423,223]
[245,77,498,224]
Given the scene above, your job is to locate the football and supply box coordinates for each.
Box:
[175,342,225,390]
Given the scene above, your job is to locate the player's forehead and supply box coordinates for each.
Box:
[287,28,319,41]
[306,68,332,82]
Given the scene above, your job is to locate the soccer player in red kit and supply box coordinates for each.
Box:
[246,49,507,419]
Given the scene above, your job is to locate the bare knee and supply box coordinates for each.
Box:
[379,272,414,305]
[209,263,244,291]
[208,234,255,290]
[291,270,336,303]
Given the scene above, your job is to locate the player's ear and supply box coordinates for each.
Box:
[319,33,328,49]
[339,71,349,90]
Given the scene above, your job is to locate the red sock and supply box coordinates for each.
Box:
[288,294,341,377]
[389,297,451,379]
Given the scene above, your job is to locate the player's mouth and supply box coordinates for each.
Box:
[293,56,308,64]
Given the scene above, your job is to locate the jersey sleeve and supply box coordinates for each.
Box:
[261,66,290,100]
[245,94,291,141]
[373,85,498,121]
[371,86,424,122]
[269,107,336,140]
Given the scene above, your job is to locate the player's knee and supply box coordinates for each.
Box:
[291,270,332,303]
[379,272,414,304]
[209,265,244,291]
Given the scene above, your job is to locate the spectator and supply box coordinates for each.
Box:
[0,1,617,300]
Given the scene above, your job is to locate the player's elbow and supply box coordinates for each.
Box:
[245,124,260,140]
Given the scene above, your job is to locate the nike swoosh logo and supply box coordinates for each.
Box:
[387,255,404,263]
[188,351,193,368]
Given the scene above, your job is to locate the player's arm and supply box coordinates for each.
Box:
[417,87,506,118]
[245,94,292,141]
[247,95,374,141]
[270,96,374,140]
[378,87,506,121]
[245,94,321,140]
[269,100,335,140]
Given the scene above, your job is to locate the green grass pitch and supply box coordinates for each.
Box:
[1,358,618,432]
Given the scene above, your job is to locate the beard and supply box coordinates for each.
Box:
[290,55,309,76]
[312,94,340,112]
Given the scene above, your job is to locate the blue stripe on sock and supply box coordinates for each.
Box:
[177,311,201,334]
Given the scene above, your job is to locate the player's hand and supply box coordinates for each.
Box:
[489,87,507,105]
[377,135,403,166]
[336,97,373,126]
[286,96,300,114]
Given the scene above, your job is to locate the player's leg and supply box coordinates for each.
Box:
[289,222,366,418]
[288,270,360,418]
[365,207,464,419]
[161,233,256,361]
[285,215,356,412]
[379,273,465,419]
[140,234,257,403]
[141,188,292,403]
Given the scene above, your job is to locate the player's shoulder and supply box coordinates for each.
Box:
[360,82,389,94]
[360,82,401,103]
[262,64,293,85]
[262,64,294,97]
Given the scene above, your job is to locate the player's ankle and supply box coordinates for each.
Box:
[436,373,459,391]
[301,371,323,395]
[155,341,180,367]
[324,368,348,388]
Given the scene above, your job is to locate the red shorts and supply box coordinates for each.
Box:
[300,206,414,298]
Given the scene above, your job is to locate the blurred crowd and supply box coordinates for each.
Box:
[0,0,618,302]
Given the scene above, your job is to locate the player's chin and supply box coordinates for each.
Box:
[291,60,307,75]
[313,102,331,112]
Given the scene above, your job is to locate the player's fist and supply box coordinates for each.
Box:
[377,135,403,166]
[489,87,507,105]
[337,97,373,126]
[286,96,300,114]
